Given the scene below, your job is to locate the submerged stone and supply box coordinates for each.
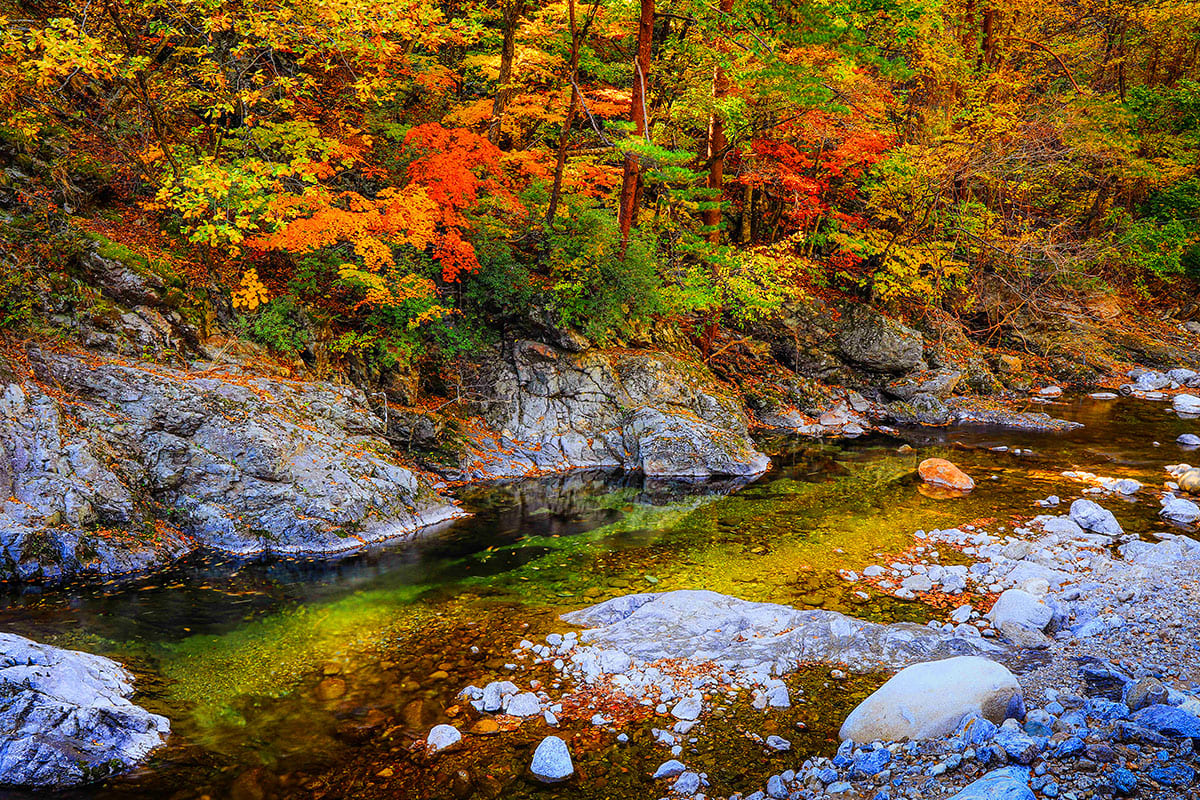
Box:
[918,458,975,491]
[530,736,574,783]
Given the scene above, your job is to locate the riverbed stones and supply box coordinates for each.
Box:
[1179,434,1200,447]
[530,736,574,783]
[918,458,975,492]
[1068,499,1122,535]
[948,766,1035,800]
[1160,496,1200,525]
[0,633,170,788]
[426,724,462,754]
[840,657,1023,742]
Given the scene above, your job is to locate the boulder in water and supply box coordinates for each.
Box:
[918,458,975,492]
[1161,497,1200,525]
[1069,499,1122,535]
[1174,394,1200,415]
[0,633,169,788]
[530,736,574,783]
[1178,468,1200,493]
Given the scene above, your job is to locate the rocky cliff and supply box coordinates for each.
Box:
[451,341,770,480]
[0,344,464,581]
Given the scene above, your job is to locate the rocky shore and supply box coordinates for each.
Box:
[410,399,1200,800]
[0,633,168,788]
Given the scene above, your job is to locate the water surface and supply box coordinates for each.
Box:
[0,396,1192,799]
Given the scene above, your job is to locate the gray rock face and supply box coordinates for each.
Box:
[0,347,463,581]
[884,368,962,400]
[835,305,926,374]
[457,342,768,480]
[0,633,169,788]
[560,590,1006,675]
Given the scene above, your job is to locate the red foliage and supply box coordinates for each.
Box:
[734,113,892,232]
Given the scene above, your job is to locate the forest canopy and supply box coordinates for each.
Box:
[2,0,1198,381]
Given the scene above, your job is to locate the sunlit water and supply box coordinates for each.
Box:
[0,396,1194,799]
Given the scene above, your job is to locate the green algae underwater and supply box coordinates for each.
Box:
[0,396,1189,799]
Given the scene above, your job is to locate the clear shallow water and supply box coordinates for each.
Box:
[0,396,1195,800]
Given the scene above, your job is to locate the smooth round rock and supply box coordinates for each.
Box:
[1179,468,1200,493]
[840,656,1023,742]
[426,724,462,754]
[530,736,574,783]
[919,458,975,492]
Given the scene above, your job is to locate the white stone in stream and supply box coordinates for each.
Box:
[482,680,518,712]
[671,694,703,720]
[863,565,885,577]
[1108,478,1142,495]
[1179,434,1200,447]
[505,692,542,717]
[426,724,462,753]
[653,760,687,779]
[530,736,574,783]
[1175,394,1200,415]
[951,605,974,624]
[839,657,1024,742]
[1161,497,1200,525]
[901,575,933,592]
[986,590,1053,643]
[1069,499,1122,535]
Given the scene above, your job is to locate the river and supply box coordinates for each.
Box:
[0,395,1189,800]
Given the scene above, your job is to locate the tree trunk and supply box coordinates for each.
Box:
[618,0,655,256]
[546,0,582,225]
[981,6,997,69]
[488,0,526,146]
[703,0,734,244]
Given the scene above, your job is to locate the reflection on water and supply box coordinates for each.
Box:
[0,397,1194,799]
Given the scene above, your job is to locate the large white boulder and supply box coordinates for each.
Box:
[839,656,1023,742]
[0,633,170,788]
